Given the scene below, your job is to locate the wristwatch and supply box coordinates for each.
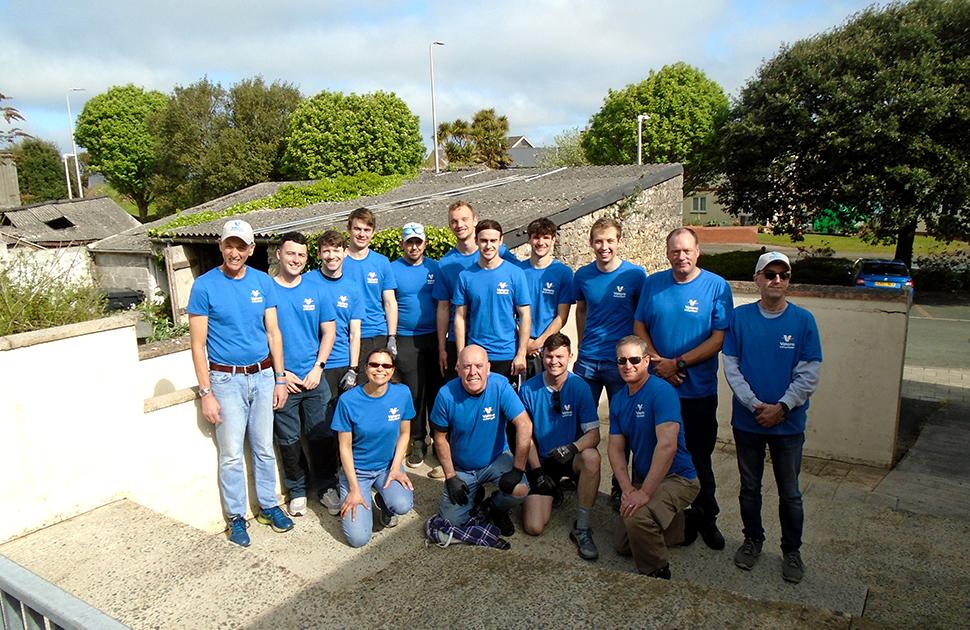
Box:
[779,402,790,416]
[198,386,211,398]
[318,361,326,370]
[676,357,688,370]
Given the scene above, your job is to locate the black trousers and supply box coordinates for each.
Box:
[395,332,440,442]
[681,395,720,525]
[357,335,388,378]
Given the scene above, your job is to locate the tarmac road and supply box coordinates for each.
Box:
[907,294,970,369]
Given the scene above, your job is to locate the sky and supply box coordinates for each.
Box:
[2,0,882,156]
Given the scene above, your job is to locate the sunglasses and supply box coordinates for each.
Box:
[616,356,645,366]
[551,389,562,414]
[367,362,394,369]
[762,270,791,280]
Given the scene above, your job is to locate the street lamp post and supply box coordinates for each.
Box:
[62,154,74,200]
[637,113,650,166]
[430,41,445,174]
[66,88,85,197]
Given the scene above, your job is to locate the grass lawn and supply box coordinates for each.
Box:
[757,233,968,255]
[88,184,164,223]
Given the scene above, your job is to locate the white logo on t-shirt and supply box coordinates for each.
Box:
[302,297,315,311]
[562,403,572,417]
[496,282,510,295]
[337,295,349,309]
[613,285,627,298]
[542,281,555,295]
[427,273,435,285]
[635,403,645,419]
[482,406,496,421]
[684,298,699,314]
[388,407,401,422]
[780,334,795,350]
[251,289,263,304]
[367,271,378,284]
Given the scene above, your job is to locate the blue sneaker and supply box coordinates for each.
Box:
[228,516,250,547]
[257,505,294,533]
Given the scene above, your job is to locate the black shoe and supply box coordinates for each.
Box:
[610,487,622,513]
[644,564,671,580]
[490,507,515,537]
[551,484,564,509]
[700,523,725,550]
[679,508,699,547]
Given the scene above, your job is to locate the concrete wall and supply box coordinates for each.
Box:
[0,245,95,287]
[93,251,166,300]
[716,283,909,468]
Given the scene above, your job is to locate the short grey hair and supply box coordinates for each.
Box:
[615,335,648,356]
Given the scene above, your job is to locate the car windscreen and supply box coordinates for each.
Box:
[861,262,909,276]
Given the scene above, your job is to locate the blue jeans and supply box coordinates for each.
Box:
[438,451,527,526]
[733,428,805,553]
[273,384,332,498]
[339,466,413,548]
[573,356,625,407]
[209,368,279,518]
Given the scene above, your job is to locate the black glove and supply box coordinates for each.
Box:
[445,476,469,505]
[549,442,579,464]
[527,467,557,496]
[498,467,524,494]
[338,367,357,391]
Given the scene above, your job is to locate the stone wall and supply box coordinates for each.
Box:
[511,174,683,274]
[93,251,166,301]
[1,245,95,287]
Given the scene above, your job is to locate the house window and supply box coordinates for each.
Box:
[691,196,708,213]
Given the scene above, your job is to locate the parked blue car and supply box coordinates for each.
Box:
[848,258,913,292]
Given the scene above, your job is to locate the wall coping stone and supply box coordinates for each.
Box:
[728,281,912,304]
[144,388,198,414]
[139,335,191,360]
[0,313,135,351]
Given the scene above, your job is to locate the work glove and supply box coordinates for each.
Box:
[445,476,469,505]
[527,467,557,496]
[386,335,398,359]
[549,442,579,464]
[498,467,524,495]
[338,367,357,391]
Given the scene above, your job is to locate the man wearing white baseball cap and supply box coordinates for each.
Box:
[188,219,293,547]
[722,250,822,583]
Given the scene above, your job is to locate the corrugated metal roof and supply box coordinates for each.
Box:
[0,196,139,245]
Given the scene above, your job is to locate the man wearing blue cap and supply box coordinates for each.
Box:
[391,222,442,467]
[188,219,294,547]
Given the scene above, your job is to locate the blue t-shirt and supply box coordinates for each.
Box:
[609,376,696,481]
[453,260,530,361]
[187,266,276,366]
[331,383,415,471]
[430,373,526,471]
[519,372,599,457]
[274,277,337,378]
[391,256,440,337]
[517,259,576,339]
[432,244,520,341]
[723,302,823,435]
[635,269,734,399]
[343,250,398,338]
[307,270,365,369]
[574,260,648,361]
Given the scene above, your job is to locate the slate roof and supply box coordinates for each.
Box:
[0,196,139,246]
[90,165,682,254]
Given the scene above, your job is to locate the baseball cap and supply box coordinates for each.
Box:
[402,222,426,243]
[220,219,255,245]
[755,251,791,274]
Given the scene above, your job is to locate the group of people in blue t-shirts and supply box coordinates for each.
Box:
[188,202,821,585]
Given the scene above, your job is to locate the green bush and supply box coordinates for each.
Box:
[148,172,407,237]
[912,252,970,292]
[700,249,853,285]
[304,225,456,271]
[133,292,189,342]
[0,253,106,336]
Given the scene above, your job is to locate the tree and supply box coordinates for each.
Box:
[719,0,970,266]
[152,76,302,213]
[11,139,67,203]
[438,108,512,169]
[1,92,31,147]
[537,127,590,167]
[582,62,729,195]
[282,90,424,179]
[74,85,168,221]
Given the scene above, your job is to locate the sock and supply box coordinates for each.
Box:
[576,506,591,530]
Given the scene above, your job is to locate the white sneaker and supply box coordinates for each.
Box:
[288,496,307,517]
[428,465,445,479]
[319,488,341,516]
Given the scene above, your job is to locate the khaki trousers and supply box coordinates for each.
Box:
[613,474,701,574]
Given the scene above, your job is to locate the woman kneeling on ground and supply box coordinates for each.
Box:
[332,348,415,547]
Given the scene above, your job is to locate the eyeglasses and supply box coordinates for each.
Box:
[762,270,791,280]
[616,356,645,366]
[551,389,561,414]
[367,362,394,369]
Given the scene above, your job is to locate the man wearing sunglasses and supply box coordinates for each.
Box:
[608,336,699,579]
[634,227,734,551]
[518,333,601,560]
[723,251,822,584]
